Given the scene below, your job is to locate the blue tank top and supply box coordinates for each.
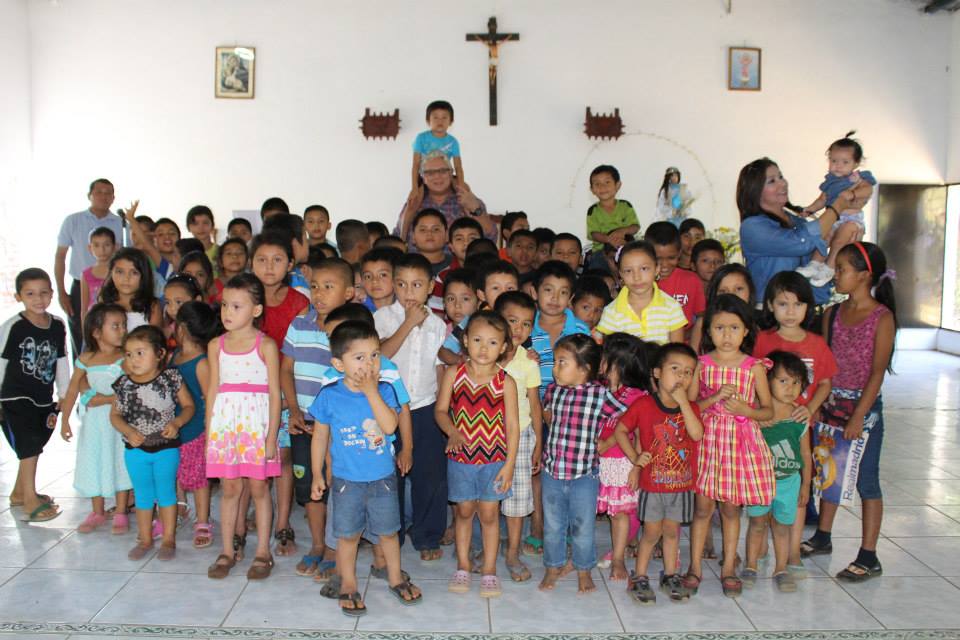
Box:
[173,352,206,443]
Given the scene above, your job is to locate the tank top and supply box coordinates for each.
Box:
[218,332,268,394]
[173,352,207,443]
[82,267,105,310]
[448,363,507,465]
[830,304,889,390]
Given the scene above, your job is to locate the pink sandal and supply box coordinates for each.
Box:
[479,574,502,598]
[77,512,107,533]
[112,513,129,535]
[447,569,471,593]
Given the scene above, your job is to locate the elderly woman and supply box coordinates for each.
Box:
[737,158,840,305]
[395,151,497,247]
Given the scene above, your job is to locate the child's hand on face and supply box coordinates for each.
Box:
[160,421,180,439]
[355,368,379,396]
[445,430,468,454]
[126,430,146,448]
[403,300,429,327]
[310,476,327,501]
[668,382,688,406]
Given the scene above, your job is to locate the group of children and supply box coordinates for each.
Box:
[0,113,897,616]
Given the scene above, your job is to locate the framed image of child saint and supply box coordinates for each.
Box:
[215,47,255,99]
[728,46,761,91]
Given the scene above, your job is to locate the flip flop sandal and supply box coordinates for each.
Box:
[339,592,367,617]
[312,561,337,582]
[448,569,471,593]
[787,563,808,579]
[77,512,107,533]
[320,575,342,599]
[369,564,410,581]
[721,575,743,598]
[296,554,322,577]
[157,544,176,561]
[207,554,236,579]
[127,543,153,561]
[681,572,702,595]
[522,535,543,556]
[22,502,61,523]
[274,527,296,555]
[9,494,55,508]
[836,561,882,582]
[193,522,214,549]
[505,560,532,582]
[479,574,502,598]
[800,538,832,558]
[740,567,758,588]
[774,570,797,592]
[246,555,275,580]
[388,580,422,605]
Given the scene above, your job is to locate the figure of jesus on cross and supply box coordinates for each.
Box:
[467,16,519,126]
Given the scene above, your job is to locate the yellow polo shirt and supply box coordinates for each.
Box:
[596,284,687,345]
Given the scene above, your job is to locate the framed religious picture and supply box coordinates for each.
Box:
[728,46,761,91]
[215,46,255,99]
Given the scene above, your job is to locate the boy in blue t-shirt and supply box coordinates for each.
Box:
[411,100,464,189]
[309,321,421,615]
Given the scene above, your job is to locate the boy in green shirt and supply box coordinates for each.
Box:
[585,165,640,270]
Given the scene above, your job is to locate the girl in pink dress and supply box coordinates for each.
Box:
[205,273,282,581]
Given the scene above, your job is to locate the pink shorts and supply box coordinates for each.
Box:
[177,435,208,491]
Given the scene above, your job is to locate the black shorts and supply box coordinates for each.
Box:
[291,428,328,506]
[1,400,57,460]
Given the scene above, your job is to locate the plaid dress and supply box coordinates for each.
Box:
[695,354,775,506]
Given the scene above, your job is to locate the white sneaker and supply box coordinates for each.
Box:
[809,262,835,287]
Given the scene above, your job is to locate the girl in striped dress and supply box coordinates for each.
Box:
[435,311,520,599]
[685,294,774,599]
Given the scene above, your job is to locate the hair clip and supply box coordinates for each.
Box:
[615,245,625,263]
[879,268,896,282]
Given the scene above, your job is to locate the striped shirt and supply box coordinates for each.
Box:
[448,364,507,465]
[542,381,626,480]
[529,309,589,397]
[282,309,410,415]
[596,284,686,345]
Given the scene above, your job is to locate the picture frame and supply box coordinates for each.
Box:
[728,46,761,91]
[215,46,255,99]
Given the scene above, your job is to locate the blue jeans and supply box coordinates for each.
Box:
[124,447,180,510]
[541,470,599,571]
[856,396,884,501]
[330,474,401,540]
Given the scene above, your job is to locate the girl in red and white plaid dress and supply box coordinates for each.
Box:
[685,294,774,599]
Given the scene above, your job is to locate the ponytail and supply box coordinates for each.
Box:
[838,241,897,371]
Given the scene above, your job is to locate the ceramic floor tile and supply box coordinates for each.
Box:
[736,577,882,630]
[879,506,960,537]
[92,572,246,626]
[489,573,622,633]
[0,569,132,622]
[0,527,71,567]
[934,505,960,522]
[809,537,937,577]
[0,498,98,531]
[840,576,960,628]
[947,576,960,589]
[356,579,490,633]
[894,480,960,506]
[223,576,357,630]
[30,530,155,571]
[889,537,960,576]
[0,569,20,587]
[611,572,754,632]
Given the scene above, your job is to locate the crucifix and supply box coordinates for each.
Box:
[466,16,519,126]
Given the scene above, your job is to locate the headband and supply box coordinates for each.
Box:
[853,242,873,273]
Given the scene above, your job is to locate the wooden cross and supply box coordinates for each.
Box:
[466,16,519,126]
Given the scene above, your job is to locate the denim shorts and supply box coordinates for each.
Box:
[447,459,512,503]
[746,473,801,525]
[855,397,884,501]
[330,473,401,540]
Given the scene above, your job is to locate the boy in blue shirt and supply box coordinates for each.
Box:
[310,321,421,616]
[411,100,463,188]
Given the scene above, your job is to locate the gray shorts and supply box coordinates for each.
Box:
[638,490,694,524]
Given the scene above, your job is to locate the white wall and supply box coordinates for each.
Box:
[948,10,960,182]
[13,0,953,284]
[0,0,31,308]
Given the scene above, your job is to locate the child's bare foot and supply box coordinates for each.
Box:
[539,567,563,591]
[439,526,455,546]
[420,548,443,561]
[577,570,596,594]
[610,559,629,581]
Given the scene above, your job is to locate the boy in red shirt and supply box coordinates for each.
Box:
[614,342,703,604]
[645,222,706,329]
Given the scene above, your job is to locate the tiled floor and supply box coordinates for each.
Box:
[0,350,959,640]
